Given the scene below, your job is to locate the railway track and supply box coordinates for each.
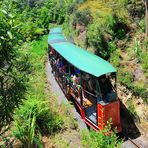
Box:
[121,132,141,148]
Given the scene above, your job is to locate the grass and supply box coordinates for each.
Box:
[6,35,80,147]
[109,49,121,68]
[127,99,138,119]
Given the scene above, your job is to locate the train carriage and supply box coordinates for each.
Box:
[48,27,122,133]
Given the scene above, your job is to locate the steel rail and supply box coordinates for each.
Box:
[121,131,140,148]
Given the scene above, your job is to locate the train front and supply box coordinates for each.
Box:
[96,73,122,133]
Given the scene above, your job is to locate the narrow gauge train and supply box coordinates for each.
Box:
[48,27,122,133]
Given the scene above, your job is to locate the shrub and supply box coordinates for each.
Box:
[126,0,145,20]
[118,69,134,89]
[11,36,64,147]
[127,99,138,117]
[81,122,122,148]
[12,109,41,148]
[140,53,148,74]
[115,28,126,40]
[12,98,64,147]
[118,68,148,103]
[133,37,141,56]
[73,9,92,26]
[67,2,78,14]
[132,38,148,78]
[133,86,148,104]
[0,0,30,127]
[138,19,145,33]
[108,41,117,54]
[110,49,121,68]
[86,12,115,59]
[105,0,130,24]
[139,51,148,76]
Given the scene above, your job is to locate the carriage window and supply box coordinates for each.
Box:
[82,74,97,98]
[98,74,117,102]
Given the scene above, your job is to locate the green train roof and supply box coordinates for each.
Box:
[48,27,116,77]
[50,27,62,34]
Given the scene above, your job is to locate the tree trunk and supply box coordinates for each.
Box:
[146,0,148,38]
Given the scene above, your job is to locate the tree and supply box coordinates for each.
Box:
[0,0,29,127]
[146,0,148,37]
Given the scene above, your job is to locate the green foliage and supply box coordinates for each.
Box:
[126,0,145,20]
[67,1,78,14]
[139,43,148,77]
[140,52,148,75]
[0,52,30,126]
[7,0,72,42]
[104,0,130,24]
[127,99,138,118]
[118,69,134,88]
[115,28,126,40]
[134,86,148,103]
[12,98,63,147]
[118,68,148,102]
[73,9,92,26]
[133,38,141,56]
[0,0,29,126]
[138,19,146,32]
[13,109,40,147]
[0,0,20,65]
[108,41,117,53]
[132,38,148,77]
[110,49,121,68]
[81,123,122,148]
[11,36,64,147]
[87,12,115,58]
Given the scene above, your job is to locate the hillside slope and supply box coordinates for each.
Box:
[62,0,148,138]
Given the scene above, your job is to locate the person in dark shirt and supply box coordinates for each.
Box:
[99,76,113,102]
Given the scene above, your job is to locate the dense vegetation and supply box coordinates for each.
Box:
[82,126,122,148]
[63,0,148,104]
[11,36,64,147]
[0,0,147,147]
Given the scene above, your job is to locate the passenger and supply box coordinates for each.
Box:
[74,68,81,76]
[70,67,81,91]
[97,96,102,103]
[71,71,81,84]
[55,58,60,68]
[60,64,67,73]
[59,60,64,72]
[99,76,116,102]
[71,73,81,90]
[49,48,54,56]
[60,60,67,74]
[76,73,81,84]
[71,74,77,83]
[56,58,63,70]
[70,74,76,90]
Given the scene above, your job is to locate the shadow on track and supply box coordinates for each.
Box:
[120,100,141,139]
